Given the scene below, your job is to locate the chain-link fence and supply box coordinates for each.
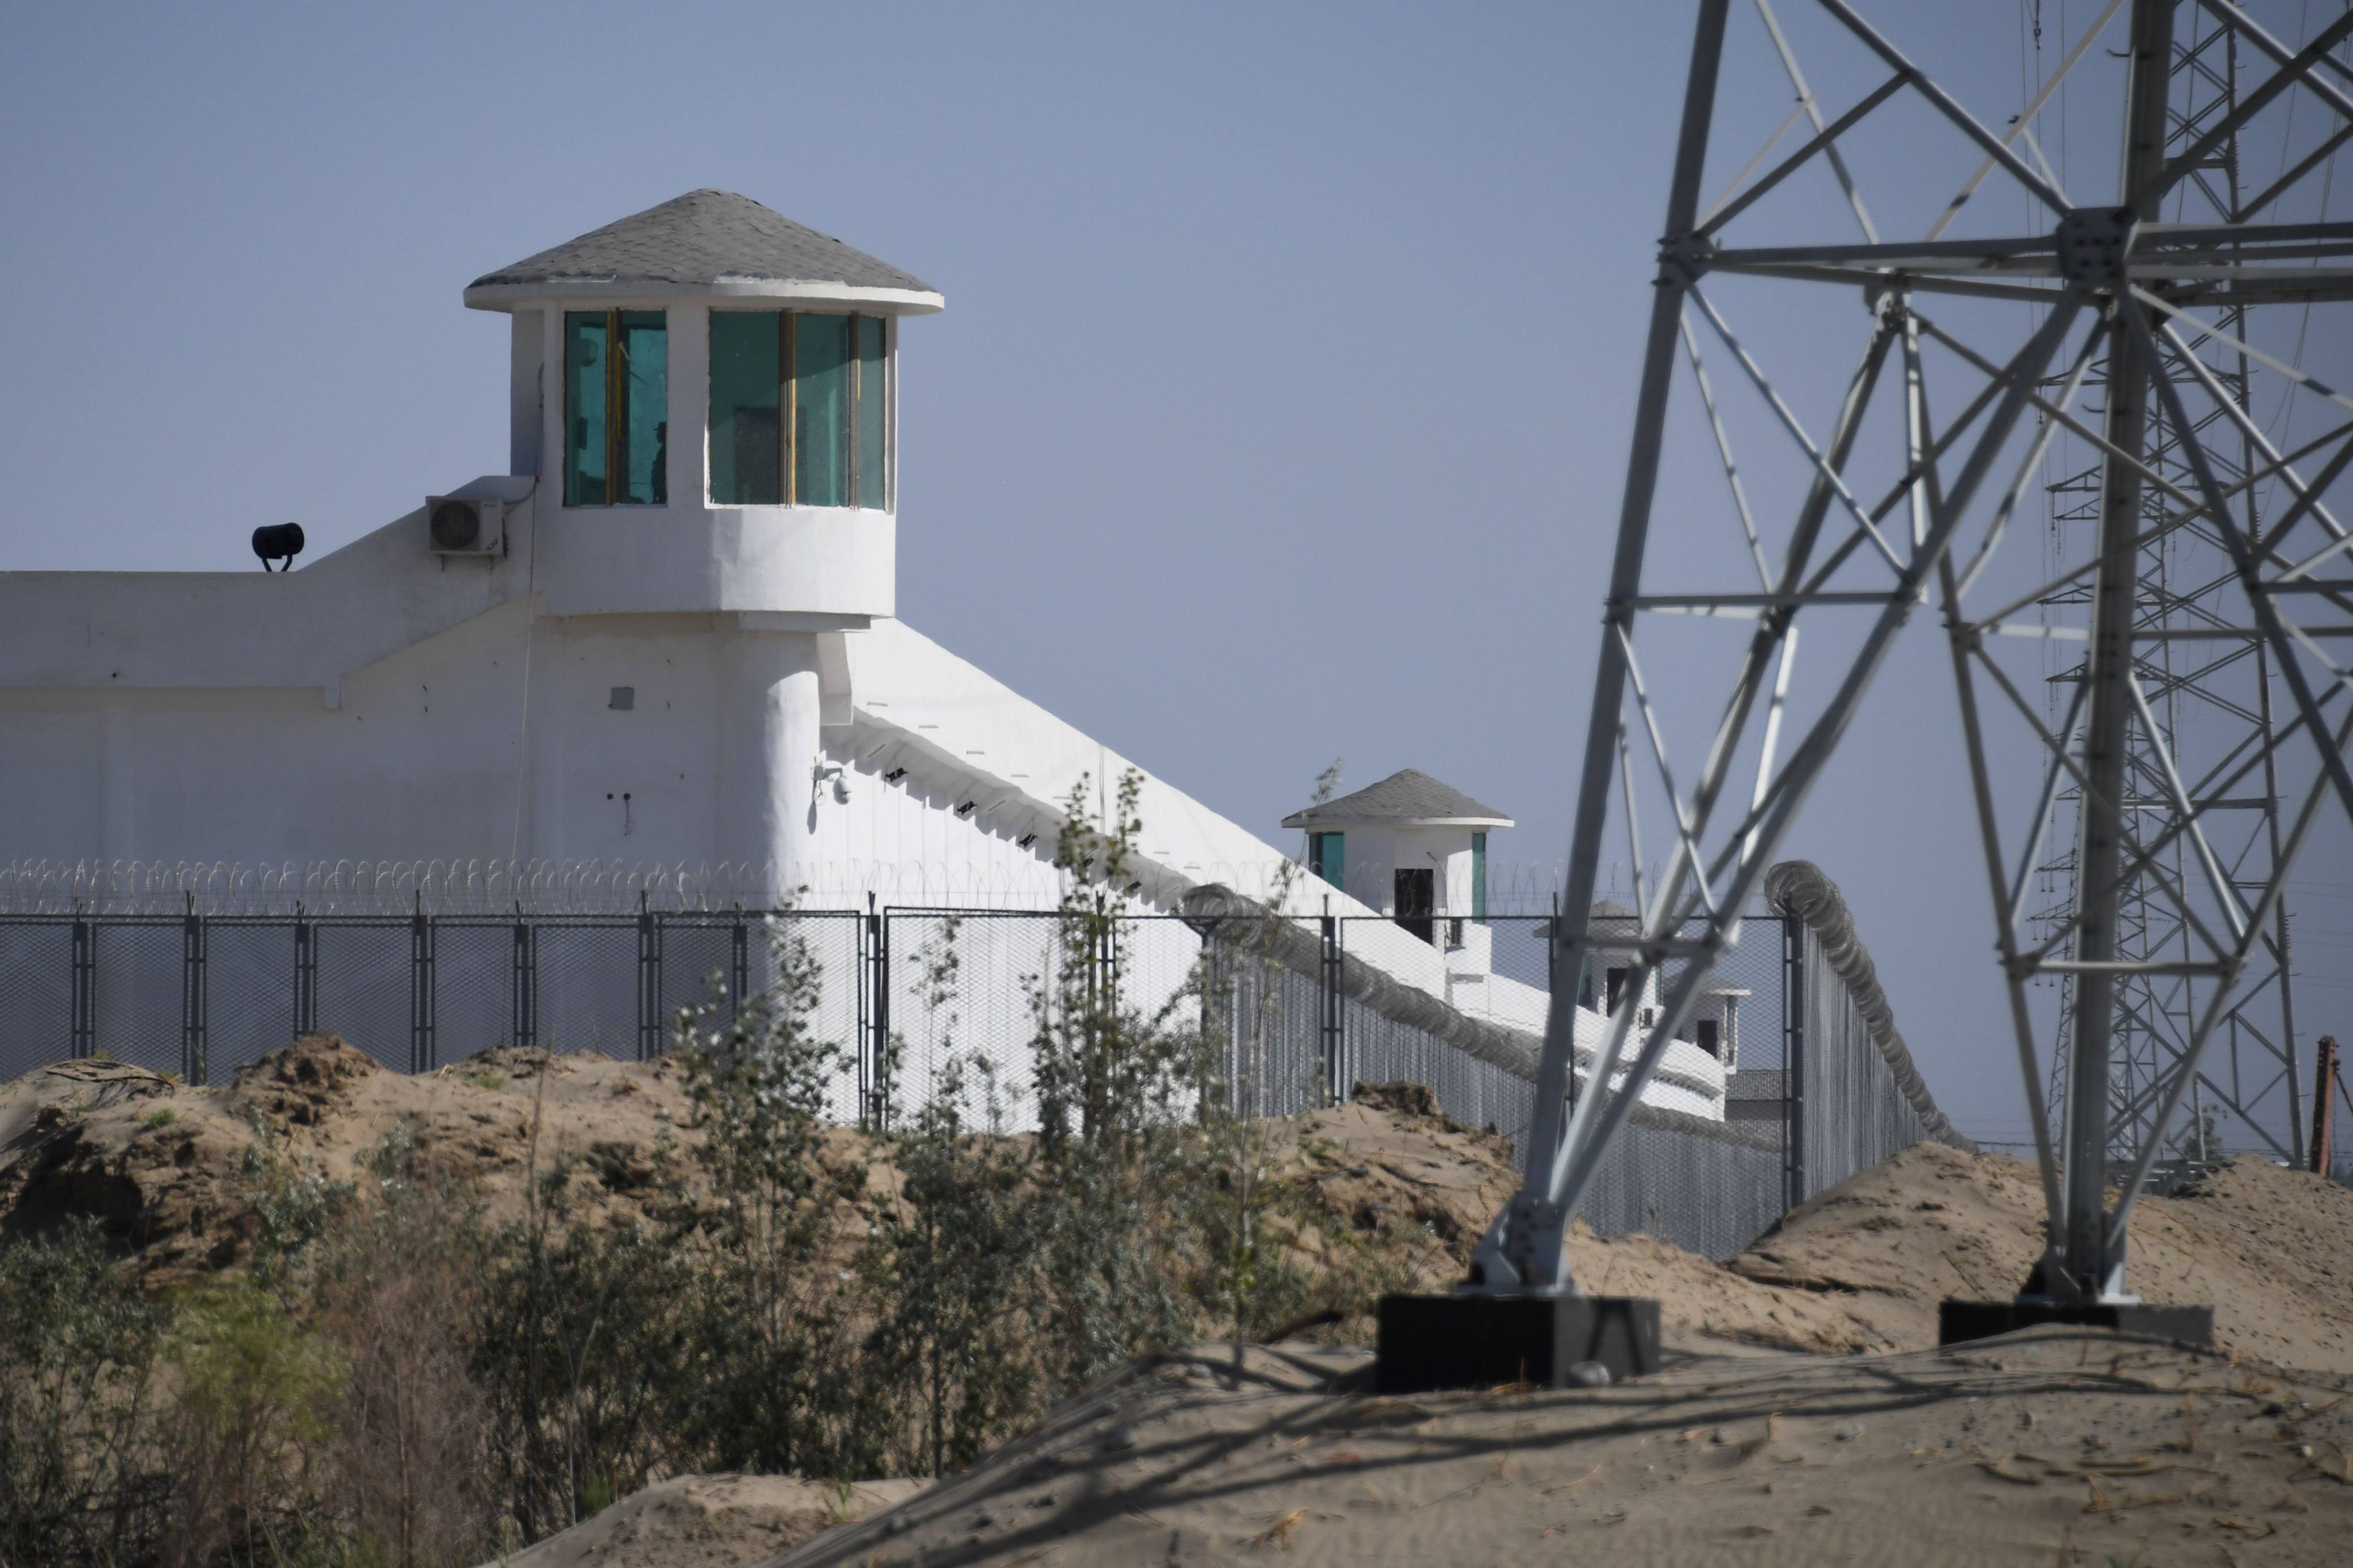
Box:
[0,874,1968,1261]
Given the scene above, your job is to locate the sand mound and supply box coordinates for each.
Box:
[481,1474,929,1568]
[1731,1142,2353,1371]
[770,1336,2353,1567]
[0,1046,1862,1357]
[7,1045,2348,1370]
[1257,1096,1877,1353]
[0,1036,710,1276]
[20,1042,2353,1566]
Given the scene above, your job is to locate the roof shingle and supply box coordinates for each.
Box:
[1280,768,1511,829]
[468,189,936,298]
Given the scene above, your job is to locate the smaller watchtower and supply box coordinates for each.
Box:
[1282,769,1511,946]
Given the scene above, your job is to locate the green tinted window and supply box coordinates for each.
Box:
[618,312,668,505]
[1310,832,1344,891]
[855,315,888,508]
[703,310,889,508]
[565,310,667,506]
[1472,831,1488,922]
[709,312,782,504]
[564,312,608,506]
[794,313,854,507]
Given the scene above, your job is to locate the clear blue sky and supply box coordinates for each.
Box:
[5,1,2347,1144]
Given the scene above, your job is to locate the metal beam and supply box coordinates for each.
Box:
[1480,0,1735,1297]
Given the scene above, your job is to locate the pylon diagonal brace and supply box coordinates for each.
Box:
[1479,285,2083,1294]
[2130,308,2353,825]
[2105,701,2353,1242]
[1686,284,1912,578]
[1814,0,2072,215]
[1753,0,1882,240]
[1964,642,2243,970]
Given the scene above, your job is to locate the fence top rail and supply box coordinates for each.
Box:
[877,905,1193,921]
[0,857,1711,918]
[0,909,869,925]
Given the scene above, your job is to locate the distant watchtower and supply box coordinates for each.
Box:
[1282,769,1511,945]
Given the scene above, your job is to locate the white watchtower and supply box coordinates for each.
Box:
[461,190,944,877]
[1282,769,1511,947]
[464,188,940,622]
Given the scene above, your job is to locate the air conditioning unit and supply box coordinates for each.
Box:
[426,495,505,555]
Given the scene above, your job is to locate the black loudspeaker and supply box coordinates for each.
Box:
[251,522,306,571]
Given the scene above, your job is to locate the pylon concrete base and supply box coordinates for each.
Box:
[1938,1299,2213,1349]
[1375,1292,1660,1393]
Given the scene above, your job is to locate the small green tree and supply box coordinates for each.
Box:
[668,909,878,1480]
[0,1219,170,1567]
[160,1277,343,1568]
[1023,773,1209,1391]
[864,916,1044,1476]
[470,1082,696,1541]
[1190,760,1347,1349]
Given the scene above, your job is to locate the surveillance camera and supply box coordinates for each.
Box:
[832,775,851,805]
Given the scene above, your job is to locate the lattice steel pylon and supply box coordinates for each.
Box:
[2035,9,2316,1171]
[1468,0,2353,1307]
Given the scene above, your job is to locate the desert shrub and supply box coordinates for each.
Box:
[0,1217,171,1566]
[469,1156,696,1545]
[239,1117,358,1293]
[863,921,1043,1476]
[1023,773,1211,1392]
[308,1134,496,1568]
[665,910,881,1480]
[159,1277,342,1568]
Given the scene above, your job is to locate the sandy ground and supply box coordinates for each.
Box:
[12,1040,2353,1565]
[0,1038,1908,1353]
[484,1476,929,1568]
[1730,1142,2353,1370]
[13,1041,2343,1374]
[0,1038,828,1279]
[770,1334,2353,1567]
[1264,1089,1880,1353]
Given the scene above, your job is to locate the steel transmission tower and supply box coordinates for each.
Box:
[1463,0,2353,1311]
[2036,9,2318,1170]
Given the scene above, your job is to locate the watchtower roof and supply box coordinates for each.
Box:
[464,189,942,311]
[1281,768,1511,829]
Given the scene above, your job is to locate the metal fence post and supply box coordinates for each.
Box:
[866,905,891,1129]
[1783,913,1806,1211]
[510,907,537,1049]
[71,909,95,1060]
[294,906,318,1038]
[409,902,435,1073]
[1194,922,1217,1117]
[730,905,750,1029]
[1320,905,1341,1106]
[1100,912,1120,1007]
[635,894,662,1062]
[2315,1035,2340,1176]
[857,897,875,1121]
[181,894,208,1086]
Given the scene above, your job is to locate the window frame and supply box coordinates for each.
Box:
[707,308,892,510]
[1308,831,1344,891]
[564,308,669,508]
